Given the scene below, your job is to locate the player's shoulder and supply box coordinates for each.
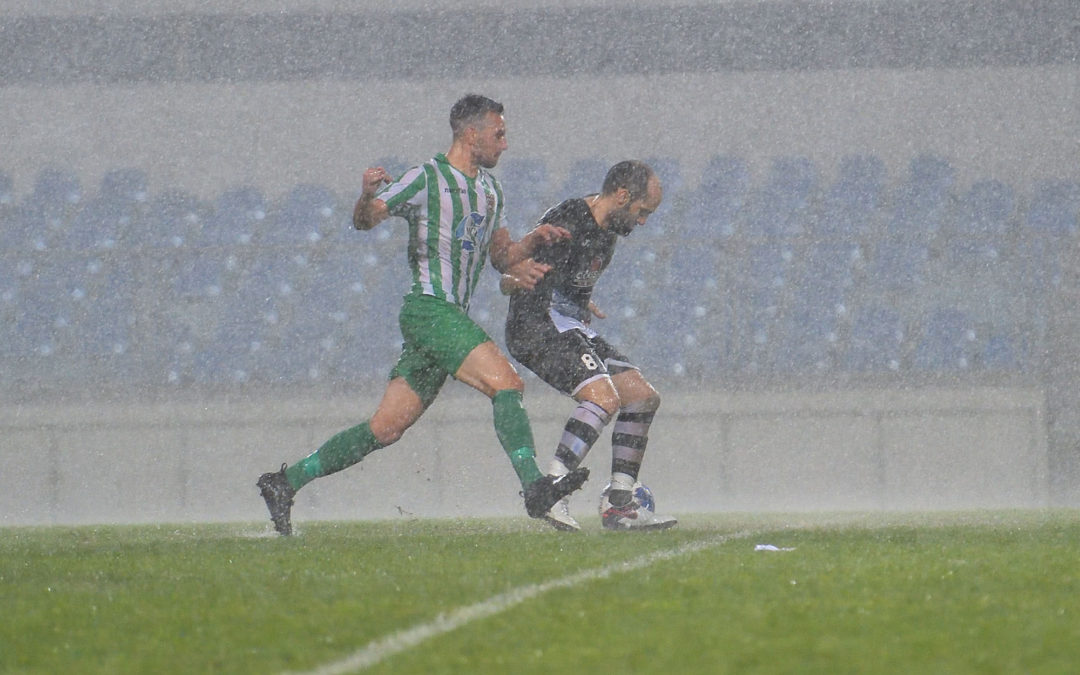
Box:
[541,197,590,226]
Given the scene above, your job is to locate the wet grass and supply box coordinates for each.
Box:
[2,511,1079,674]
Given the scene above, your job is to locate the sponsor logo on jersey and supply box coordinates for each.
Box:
[572,257,605,287]
[455,212,487,252]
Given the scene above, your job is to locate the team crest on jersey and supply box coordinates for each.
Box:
[456,212,488,252]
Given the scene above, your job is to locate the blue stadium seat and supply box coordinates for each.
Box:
[591,246,666,349]
[65,254,137,361]
[744,156,818,239]
[266,183,341,245]
[845,305,905,372]
[638,156,682,240]
[65,169,149,251]
[638,246,726,378]
[7,254,82,360]
[1024,181,1080,236]
[888,154,956,239]
[374,156,410,182]
[0,255,34,358]
[499,157,550,227]
[945,179,1015,271]
[815,154,886,240]
[558,157,608,199]
[683,155,750,241]
[200,186,266,247]
[794,242,862,313]
[135,189,211,249]
[913,307,977,371]
[870,240,930,292]
[18,167,83,252]
[982,331,1026,372]
[157,248,246,384]
[775,307,841,374]
[731,243,798,372]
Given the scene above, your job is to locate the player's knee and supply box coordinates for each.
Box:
[622,388,660,414]
[370,415,412,446]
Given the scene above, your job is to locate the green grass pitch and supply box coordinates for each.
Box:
[3,511,1079,674]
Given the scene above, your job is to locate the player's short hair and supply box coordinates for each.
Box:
[450,94,504,138]
[602,160,654,200]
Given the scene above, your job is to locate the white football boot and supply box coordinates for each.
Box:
[599,492,678,531]
[543,496,581,532]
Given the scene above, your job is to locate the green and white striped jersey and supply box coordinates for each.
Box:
[377,153,504,311]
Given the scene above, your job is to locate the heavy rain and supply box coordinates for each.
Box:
[1,0,1079,528]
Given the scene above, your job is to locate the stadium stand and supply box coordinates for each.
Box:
[744,155,818,240]
[2,152,1078,398]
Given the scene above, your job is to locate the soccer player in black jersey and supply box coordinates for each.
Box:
[501,160,677,531]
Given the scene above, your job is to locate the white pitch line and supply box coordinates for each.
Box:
[287,530,756,675]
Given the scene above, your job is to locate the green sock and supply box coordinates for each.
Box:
[492,389,543,487]
[285,422,382,491]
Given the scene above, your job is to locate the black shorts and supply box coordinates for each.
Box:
[507,320,638,396]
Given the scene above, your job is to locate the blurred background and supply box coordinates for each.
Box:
[1,0,1078,523]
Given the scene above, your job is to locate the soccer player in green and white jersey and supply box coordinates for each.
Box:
[257,94,588,535]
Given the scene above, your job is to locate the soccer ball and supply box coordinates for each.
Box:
[598,481,655,515]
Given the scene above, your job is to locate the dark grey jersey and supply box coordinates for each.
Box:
[507,197,617,332]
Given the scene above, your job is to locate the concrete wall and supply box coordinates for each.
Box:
[3,67,1077,202]
[0,386,1050,527]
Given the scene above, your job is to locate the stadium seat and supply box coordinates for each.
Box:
[638,246,726,378]
[65,170,149,251]
[944,180,1014,271]
[683,154,750,241]
[156,248,246,384]
[265,183,341,245]
[744,156,818,240]
[982,331,1026,372]
[200,186,267,247]
[558,157,609,199]
[374,156,410,182]
[775,307,841,374]
[869,240,930,293]
[499,157,550,227]
[845,305,905,372]
[591,246,667,350]
[134,189,211,249]
[65,254,137,362]
[814,154,886,240]
[912,307,978,372]
[18,167,83,252]
[730,243,798,372]
[1024,181,1080,236]
[638,156,682,240]
[0,255,34,358]
[887,154,956,239]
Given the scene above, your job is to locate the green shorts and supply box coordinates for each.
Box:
[390,293,492,406]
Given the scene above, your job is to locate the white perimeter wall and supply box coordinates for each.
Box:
[2,67,1078,202]
[0,386,1050,527]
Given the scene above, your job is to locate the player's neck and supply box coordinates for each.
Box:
[445,144,479,178]
[586,194,614,229]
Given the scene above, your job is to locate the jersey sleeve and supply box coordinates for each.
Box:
[377,165,427,217]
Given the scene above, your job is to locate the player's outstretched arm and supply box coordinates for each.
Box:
[500,258,553,295]
[489,223,570,272]
[352,167,392,231]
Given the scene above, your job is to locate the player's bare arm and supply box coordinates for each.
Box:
[352,167,392,230]
[500,258,554,295]
[588,300,606,319]
[489,223,571,272]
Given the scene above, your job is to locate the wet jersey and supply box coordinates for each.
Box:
[377,153,504,311]
[507,197,617,336]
